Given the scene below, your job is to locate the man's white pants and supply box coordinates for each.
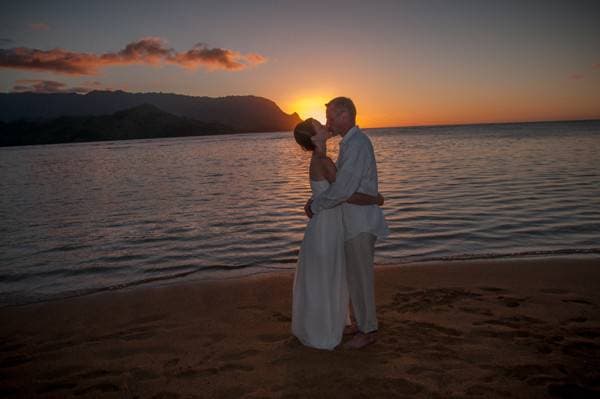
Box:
[344,233,378,333]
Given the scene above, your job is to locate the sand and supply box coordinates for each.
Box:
[1,257,599,398]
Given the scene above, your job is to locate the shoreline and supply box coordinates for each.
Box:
[1,257,599,398]
[2,253,599,309]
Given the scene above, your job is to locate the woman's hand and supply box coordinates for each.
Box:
[377,193,384,206]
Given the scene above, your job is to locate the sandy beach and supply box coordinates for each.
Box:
[1,257,599,398]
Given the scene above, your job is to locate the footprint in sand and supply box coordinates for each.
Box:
[74,382,120,395]
[561,341,600,358]
[547,383,600,398]
[41,365,82,379]
[94,326,156,342]
[257,333,290,343]
[150,392,180,399]
[500,363,564,382]
[535,344,554,354]
[0,354,32,368]
[35,381,78,395]
[465,384,511,397]
[405,365,443,376]
[562,298,596,306]
[407,321,463,337]
[477,286,510,293]
[469,328,533,340]
[175,367,218,379]
[236,305,263,311]
[37,339,78,353]
[103,345,165,360]
[394,285,417,292]
[564,316,588,324]
[539,288,572,295]
[163,358,180,368]
[76,368,122,380]
[362,377,425,395]
[125,313,168,326]
[391,288,482,312]
[0,342,25,353]
[474,315,545,329]
[526,375,563,386]
[174,363,254,379]
[130,367,160,381]
[570,327,600,339]
[459,306,494,317]
[271,311,291,322]
[496,295,529,308]
[208,333,227,342]
[219,363,254,372]
[219,349,260,362]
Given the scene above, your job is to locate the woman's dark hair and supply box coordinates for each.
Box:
[293,118,317,151]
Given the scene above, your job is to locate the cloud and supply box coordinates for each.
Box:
[570,74,584,80]
[593,64,600,69]
[29,23,50,31]
[11,79,111,94]
[0,37,267,75]
[0,38,13,47]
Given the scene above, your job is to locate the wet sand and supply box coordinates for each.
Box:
[1,257,599,398]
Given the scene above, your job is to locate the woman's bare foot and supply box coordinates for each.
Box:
[343,331,378,349]
[343,324,359,336]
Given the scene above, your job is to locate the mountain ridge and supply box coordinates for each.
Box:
[0,90,301,133]
[0,103,247,147]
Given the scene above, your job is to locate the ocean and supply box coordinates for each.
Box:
[1,120,599,306]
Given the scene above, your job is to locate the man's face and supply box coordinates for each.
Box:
[325,105,346,136]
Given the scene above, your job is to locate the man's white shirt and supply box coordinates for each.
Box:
[310,126,389,241]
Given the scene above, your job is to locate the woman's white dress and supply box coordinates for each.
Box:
[292,179,349,350]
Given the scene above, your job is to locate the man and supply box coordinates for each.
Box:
[305,97,389,349]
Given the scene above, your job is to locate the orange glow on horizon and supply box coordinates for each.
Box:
[285,96,330,124]
[279,86,600,129]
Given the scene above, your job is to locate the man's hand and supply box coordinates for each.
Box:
[304,198,314,218]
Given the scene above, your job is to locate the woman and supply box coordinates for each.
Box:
[291,118,383,350]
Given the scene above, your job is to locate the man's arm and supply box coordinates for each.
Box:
[347,192,384,206]
[310,142,366,214]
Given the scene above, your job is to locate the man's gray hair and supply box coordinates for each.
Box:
[326,97,357,120]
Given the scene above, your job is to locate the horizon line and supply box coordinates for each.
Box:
[363,117,600,130]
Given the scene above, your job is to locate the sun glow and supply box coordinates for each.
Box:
[287,96,330,124]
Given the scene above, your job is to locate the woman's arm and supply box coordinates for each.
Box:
[321,157,337,184]
[346,192,384,206]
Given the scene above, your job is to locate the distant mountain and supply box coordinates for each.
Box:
[0,104,240,147]
[0,90,301,132]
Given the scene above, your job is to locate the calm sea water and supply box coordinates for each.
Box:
[1,120,599,305]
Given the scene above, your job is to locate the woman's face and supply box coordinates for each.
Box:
[310,119,331,142]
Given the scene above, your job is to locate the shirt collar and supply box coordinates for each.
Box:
[340,125,359,146]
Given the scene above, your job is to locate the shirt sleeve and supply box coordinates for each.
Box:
[310,141,365,214]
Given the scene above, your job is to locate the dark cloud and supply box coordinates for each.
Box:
[0,38,13,47]
[11,79,110,94]
[0,37,267,75]
[173,43,266,70]
[570,74,584,80]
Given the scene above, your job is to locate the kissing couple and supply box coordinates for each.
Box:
[291,97,389,350]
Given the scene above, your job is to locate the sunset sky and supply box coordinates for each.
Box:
[1,0,599,127]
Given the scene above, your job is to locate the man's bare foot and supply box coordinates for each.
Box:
[343,331,378,349]
[343,324,359,336]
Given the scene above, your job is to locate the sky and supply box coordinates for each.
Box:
[1,0,599,127]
